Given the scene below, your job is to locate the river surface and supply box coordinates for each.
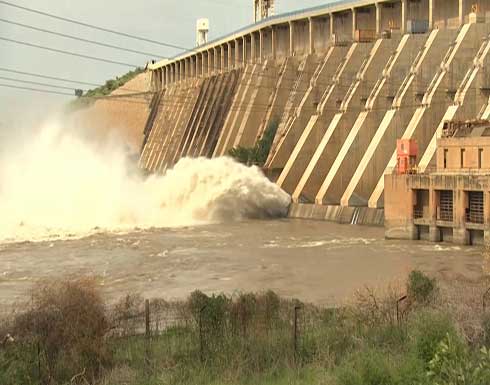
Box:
[0,219,485,311]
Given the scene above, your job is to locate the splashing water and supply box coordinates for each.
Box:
[0,121,291,243]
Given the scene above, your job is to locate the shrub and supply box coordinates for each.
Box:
[409,311,457,365]
[426,333,490,385]
[12,277,111,383]
[407,270,437,304]
[228,119,278,166]
[335,349,395,385]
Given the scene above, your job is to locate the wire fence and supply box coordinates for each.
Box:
[106,295,332,368]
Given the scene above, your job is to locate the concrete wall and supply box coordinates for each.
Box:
[385,172,490,245]
[437,137,490,170]
[137,0,490,218]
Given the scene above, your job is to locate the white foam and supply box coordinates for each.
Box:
[0,119,290,243]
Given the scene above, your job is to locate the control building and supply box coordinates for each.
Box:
[385,120,490,245]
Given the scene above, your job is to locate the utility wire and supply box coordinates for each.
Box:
[0,83,74,96]
[0,36,139,67]
[0,66,101,87]
[0,0,188,51]
[0,67,143,93]
[0,75,86,91]
[0,18,166,58]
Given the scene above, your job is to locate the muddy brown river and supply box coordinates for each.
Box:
[0,219,485,311]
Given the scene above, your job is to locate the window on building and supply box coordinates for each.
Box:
[443,149,448,169]
[460,149,465,168]
[479,148,483,169]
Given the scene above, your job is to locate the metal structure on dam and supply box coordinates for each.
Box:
[140,0,490,223]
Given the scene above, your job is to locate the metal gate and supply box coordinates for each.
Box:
[467,191,484,224]
[439,190,454,222]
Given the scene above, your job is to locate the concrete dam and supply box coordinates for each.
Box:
[139,0,490,225]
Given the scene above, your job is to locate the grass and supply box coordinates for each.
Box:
[2,272,490,384]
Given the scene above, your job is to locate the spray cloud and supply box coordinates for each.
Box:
[0,119,291,243]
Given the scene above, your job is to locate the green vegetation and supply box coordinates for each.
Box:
[68,67,144,110]
[228,119,278,166]
[2,271,490,385]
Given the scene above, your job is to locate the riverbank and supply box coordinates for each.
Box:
[2,271,490,385]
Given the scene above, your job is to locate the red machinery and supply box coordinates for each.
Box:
[396,139,418,174]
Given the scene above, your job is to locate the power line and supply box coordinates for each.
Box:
[0,66,101,87]
[0,75,86,91]
[0,67,143,93]
[0,83,73,96]
[0,36,138,67]
[0,18,166,59]
[0,0,188,51]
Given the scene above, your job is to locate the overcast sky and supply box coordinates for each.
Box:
[0,0,333,129]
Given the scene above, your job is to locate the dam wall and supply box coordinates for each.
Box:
[140,0,490,221]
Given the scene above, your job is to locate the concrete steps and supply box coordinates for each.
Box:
[266,55,318,169]
[368,24,486,208]
[338,30,456,207]
[288,41,377,203]
[315,38,399,205]
[256,58,296,142]
[201,70,241,157]
[159,78,208,169]
[213,64,257,156]
[233,60,276,148]
[275,46,347,193]
[188,73,230,157]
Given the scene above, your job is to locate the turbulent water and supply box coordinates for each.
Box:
[0,121,290,243]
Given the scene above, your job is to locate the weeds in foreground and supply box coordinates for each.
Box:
[2,271,490,385]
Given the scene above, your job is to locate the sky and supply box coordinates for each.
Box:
[0,0,334,129]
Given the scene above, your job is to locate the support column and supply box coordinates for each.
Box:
[401,0,407,34]
[308,17,314,55]
[242,36,247,66]
[228,42,232,69]
[375,2,381,36]
[161,68,165,88]
[251,33,256,63]
[429,189,441,242]
[352,7,357,41]
[259,29,263,63]
[235,39,240,68]
[454,190,470,245]
[429,0,434,29]
[220,46,225,73]
[213,47,218,73]
[459,0,465,26]
[289,21,294,56]
[201,53,205,77]
[178,61,182,82]
[271,26,276,59]
[208,50,212,75]
[329,13,334,39]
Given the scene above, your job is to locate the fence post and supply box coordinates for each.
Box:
[396,295,408,325]
[293,305,301,363]
[145,299,151,369]
[37,340,41,384]
[145,299,150,338]
[199,305,206,364]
